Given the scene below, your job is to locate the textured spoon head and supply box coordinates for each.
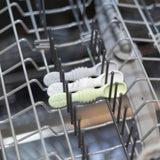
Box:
[103,82,127,98]
[47,83,63,96]
[49,93,67,108]
[43,72,60,86]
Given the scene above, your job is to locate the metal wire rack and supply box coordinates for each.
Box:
[1,0,160,159]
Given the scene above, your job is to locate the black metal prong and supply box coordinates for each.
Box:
[61,70,66,92]
[81,130,85,160]
[48,29,59,70]
[125,126,133,149]
[121,105,128,136]
[130,134,137,160]
[117,93,123,124]
[73,106,77,136]
[101,49,106,74]
[78,117,81,148]
[112,82,118,114]
[65,81,70,113]
[85,145,89,160]
[69,93,73,124]
[40,0,47,36]
[75,0,80,15]
[82,0,86,19]
[104,60,110,84]
[58,58,62,82]
[108,71,114,102]
[97,39,102,62]
[90,20,95,50]
[94,30,99,61]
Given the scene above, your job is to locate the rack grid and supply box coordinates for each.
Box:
[0,0,160,159]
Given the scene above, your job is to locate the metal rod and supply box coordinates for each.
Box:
[101,50,106,74]
[94,30,99,62]
[65,81,70,113]
[108,71,114,102]
[121,105,128,136]
[58,58,63,82]
[61,70,66,92]
[48,29,59,70]
[78,117,81,148]
[140,0,159,34]
[82,0,86,20]
[105,100,130,159]
[81,130,85,160]
[85,145,89,160]
[40,0,48,36]
[105,60,110,84]
[58,109,75,160]
[125,126,133,149]
[112,82,118,114]
[130,135,137,160]
[97,39,102,61]
[73,106,77,136]
[69,93,74,124]
[117,93,123,124]
[90,20,95,51]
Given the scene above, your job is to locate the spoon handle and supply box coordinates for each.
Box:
[65,66,96,81]
[49,87,102,108]
[48,82,127,108]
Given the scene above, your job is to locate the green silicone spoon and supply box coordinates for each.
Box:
[49,82,127,108]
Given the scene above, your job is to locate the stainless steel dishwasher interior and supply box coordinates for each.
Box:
[0,0,160,160]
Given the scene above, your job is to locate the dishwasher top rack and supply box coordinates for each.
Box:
[1,0,160,160]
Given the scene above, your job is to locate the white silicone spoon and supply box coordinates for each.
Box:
[43,61,118,86]
[47,70,123,96]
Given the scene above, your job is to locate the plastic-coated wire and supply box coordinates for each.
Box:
[5,0,49,159]
[0,66,21,160]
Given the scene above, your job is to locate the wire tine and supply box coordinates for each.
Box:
[101,49,106,74]
[85,145,89,160]
[112,82,118,114]
[58,58,63,82]
[117,93,123,124]
[82,0,86,18]
[40,0,48,36]
[75,0,81,15]
[90,20,95,50]
[105,100,130,159]
[81,130,85,160]
[125,126,133,149]
[48,29,59,70]
[130,134,137,160]
[121,105,128,136]
[65,81,70,112]
[108,71,114,102]
[94,30,99,62]
[78,117,81,148]
[97,39,102,61]
[69,93,74,124]
[61,70,66,92]
[104,60,110,84]
[73,106,77,136]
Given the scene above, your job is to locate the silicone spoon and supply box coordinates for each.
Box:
[43,61,118,86]
[49,82,127,108]
[47,70,124,96]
